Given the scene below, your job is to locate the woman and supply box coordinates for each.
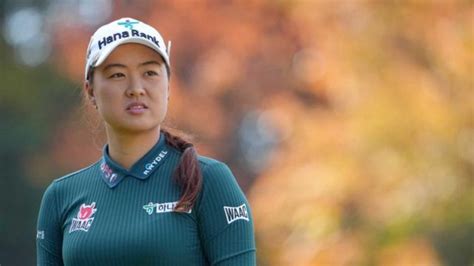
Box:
[36,17,256,265]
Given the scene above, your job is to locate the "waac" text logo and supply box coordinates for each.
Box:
[223,204,249,224]
[69,202,97,233]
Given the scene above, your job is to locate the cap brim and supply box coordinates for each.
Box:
[93,37,170,69]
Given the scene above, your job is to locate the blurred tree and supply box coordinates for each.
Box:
[247,1,473,265]
[0,38,79,264]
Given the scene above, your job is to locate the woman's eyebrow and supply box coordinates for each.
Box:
[102,61,162,71]
[103,63,126,71]
[139,60,162,67]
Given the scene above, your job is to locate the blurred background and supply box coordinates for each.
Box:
[0,0,473,265]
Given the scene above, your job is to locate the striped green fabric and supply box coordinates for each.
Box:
[36,134,256,265]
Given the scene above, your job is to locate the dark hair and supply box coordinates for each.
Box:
[160,128,203,212]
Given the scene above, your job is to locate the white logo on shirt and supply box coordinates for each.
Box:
[143,150,168,175]
[100,162,118,182]
[143,201,191,215]
[36,230,44,239]
[224,204,249,224]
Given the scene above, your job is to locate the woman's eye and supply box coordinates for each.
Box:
[109,73,125,78]
[145,70,158,76]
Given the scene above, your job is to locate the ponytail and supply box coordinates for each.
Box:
[161,128,203,212]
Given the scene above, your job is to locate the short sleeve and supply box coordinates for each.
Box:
[196,161,256,265]
[36,182,64,265]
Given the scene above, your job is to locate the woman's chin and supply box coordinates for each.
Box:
[106,122,161,135]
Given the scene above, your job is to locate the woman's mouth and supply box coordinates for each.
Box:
[126,102,148,114]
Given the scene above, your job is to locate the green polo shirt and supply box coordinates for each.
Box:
[36,133,256,265]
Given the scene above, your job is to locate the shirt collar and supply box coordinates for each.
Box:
[100,133,171,188]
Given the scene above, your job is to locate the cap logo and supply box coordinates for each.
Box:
[96,30,161,50]
[118,19,139,29]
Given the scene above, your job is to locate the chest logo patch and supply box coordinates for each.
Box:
[143,201,191,215]
[224,204,249,224]
[69,202,97,233]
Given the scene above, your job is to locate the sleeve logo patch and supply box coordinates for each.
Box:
[69,202,97,233]
[36,230,44,239]
[224,204,249,224]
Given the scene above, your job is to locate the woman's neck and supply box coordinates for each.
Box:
[106,127,161,170]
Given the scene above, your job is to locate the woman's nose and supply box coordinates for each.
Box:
[126,75,145,97]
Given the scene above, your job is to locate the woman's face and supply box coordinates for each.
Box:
[86,43,169,135]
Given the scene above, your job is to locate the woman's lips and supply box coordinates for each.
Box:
[126,102,148,114]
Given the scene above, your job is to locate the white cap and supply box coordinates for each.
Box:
[85,17,171,80]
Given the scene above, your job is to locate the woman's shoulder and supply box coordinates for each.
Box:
[197,155,222,167]
[50,160,102,187]
[196,155,240,187]
[40,160,102,202]
[197,155,230,174]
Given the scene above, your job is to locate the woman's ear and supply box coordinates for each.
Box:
[85,81,97,107]
[85,81,94,97]
[167,85,171,101]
